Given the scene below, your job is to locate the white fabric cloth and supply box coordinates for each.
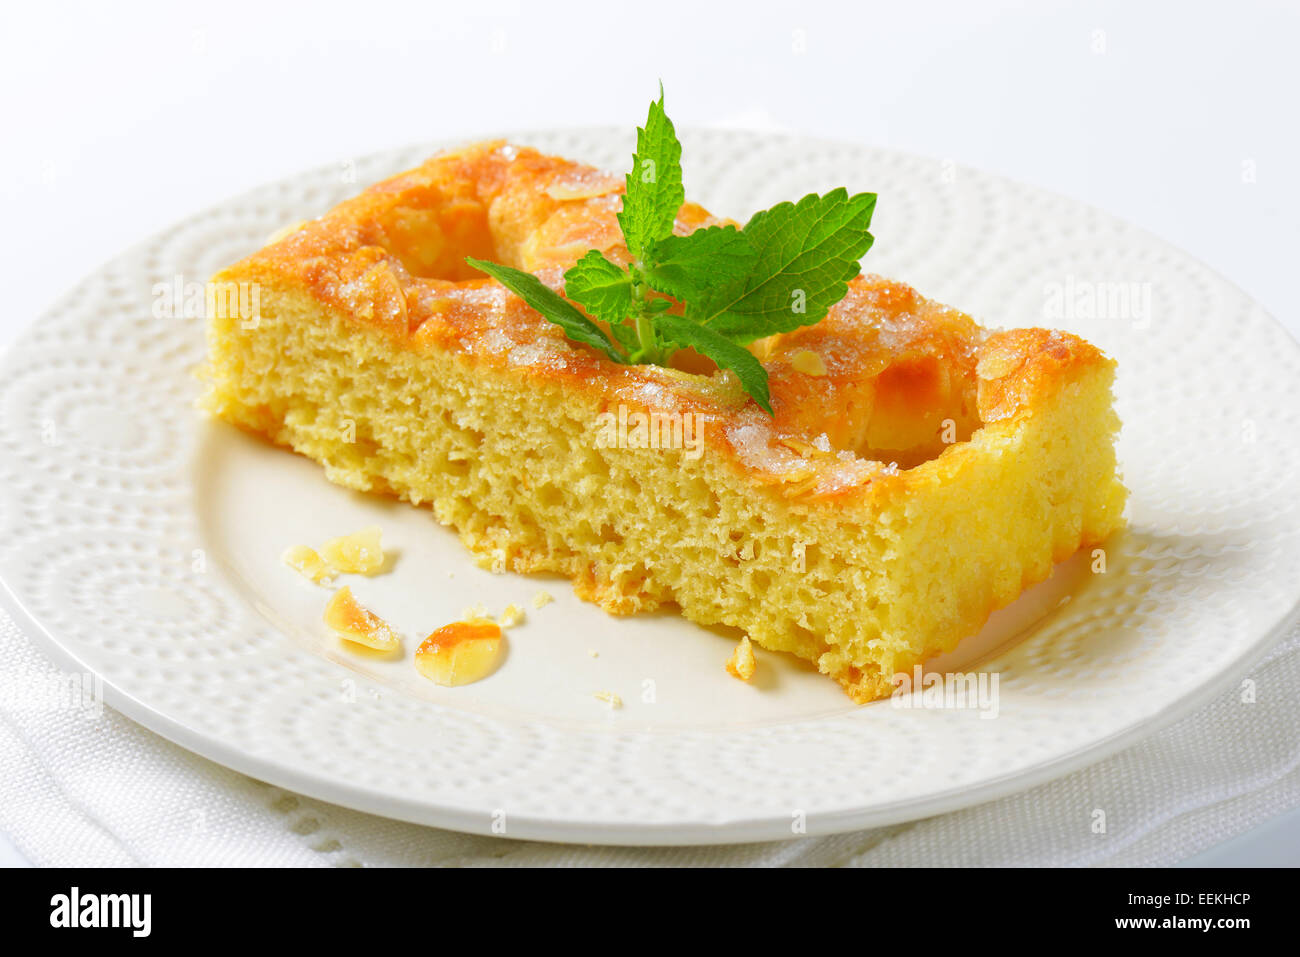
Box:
[1,606,1297,867]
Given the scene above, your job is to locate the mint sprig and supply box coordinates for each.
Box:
[466,89,876,415]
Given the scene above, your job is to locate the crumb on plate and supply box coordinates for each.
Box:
[593,690,622,709]
[726,635,757,682]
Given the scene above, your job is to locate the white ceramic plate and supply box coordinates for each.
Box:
[2,129,1298,845]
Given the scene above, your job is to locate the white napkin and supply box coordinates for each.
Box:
[1,606,1296,867]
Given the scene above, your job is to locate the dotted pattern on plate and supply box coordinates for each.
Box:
[0,129,1297,842]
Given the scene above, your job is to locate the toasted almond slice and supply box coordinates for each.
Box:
[282,544,335,583]
[324,585,400,651]
[543,171,621,200]
[320,525,385,575]
[726,636,757,682]
[777,436,824,457]
[790,350,827,376]
[415,618,503,687]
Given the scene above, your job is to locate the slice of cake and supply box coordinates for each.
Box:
[200,141,1126,703]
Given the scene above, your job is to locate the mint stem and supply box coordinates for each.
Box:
[626,269,663,364]
[632,310,660,364]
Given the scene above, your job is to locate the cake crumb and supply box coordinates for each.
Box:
[461,602,490,620]
[282,545,335,584]
[726,636,757,682]
[531,590,554,609]
[498,603,525,628]
[593,690,622,709]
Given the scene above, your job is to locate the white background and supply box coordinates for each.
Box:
[0,0,1296,865]
[3,0,1295,347]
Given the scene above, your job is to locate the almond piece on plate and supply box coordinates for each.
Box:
[593,690,623,709]
[282,544,335,584]
[415,619,504,687]
[320,526,385,575]
[324,585,401,652]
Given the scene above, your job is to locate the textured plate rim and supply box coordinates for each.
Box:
[2,128,1298,845]
[5,577,1296,845]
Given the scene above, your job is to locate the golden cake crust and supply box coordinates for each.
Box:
[218,141,1113,507]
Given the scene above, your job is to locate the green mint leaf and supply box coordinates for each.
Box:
[656,313,772,414]
[690,189,876,342]
[563,250,635,324]
[465,257,626,364]
[641,226,757,302]
[617,89,685,261]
